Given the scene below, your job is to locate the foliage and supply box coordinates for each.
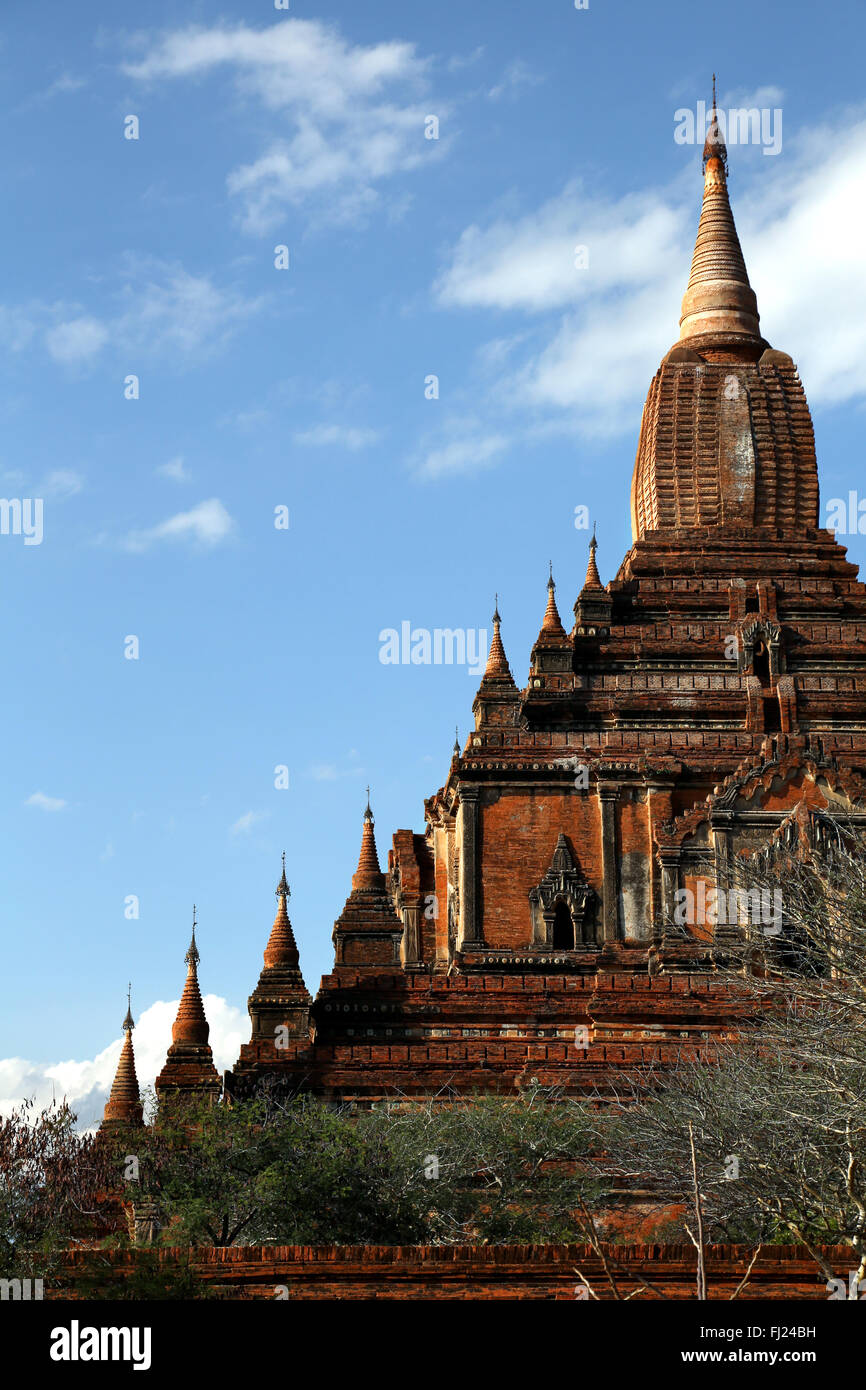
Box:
[0,1098,115,1281]
[587,815,866,1292]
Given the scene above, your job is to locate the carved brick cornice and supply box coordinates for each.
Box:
[655,734,862,851]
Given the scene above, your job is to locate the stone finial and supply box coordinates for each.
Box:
[352,796,384,890]
[583,532,603,592]
[172,915,210,1047]
[679,79,760,343]
[540,569,567,636]
[263,853,301,970]
[102,989,143,1130]
[484,601,512,678]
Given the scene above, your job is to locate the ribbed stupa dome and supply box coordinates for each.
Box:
[630,87,819,542]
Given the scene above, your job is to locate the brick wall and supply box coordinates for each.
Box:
[55,1243,851,1300]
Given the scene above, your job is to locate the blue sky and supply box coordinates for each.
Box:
[2,0,866,1122]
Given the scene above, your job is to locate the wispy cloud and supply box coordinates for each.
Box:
[25,792,66,812]
[2,262,262,374]
[446,46,485,74]
[122,498,234,553]
[487,59,543,102]
[122,20,443,232]
[415,431,509,480]
[113,263,263,359]
[0,305,38,353]
[155,455,190,483]
[230,809,267,836]
[38,469,84,500]
[310,764,339,781]
[17,72,86,113]
[428,110,866,446]
[293,423,382,450]
[308,749,365,782]
[45,316,108,366]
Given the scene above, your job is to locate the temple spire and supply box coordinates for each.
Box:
[174,907,208,1046]
[583,530,603,591]
[353,794,384,889]
[102,989,143,1130]
[263,852,301,969]
[484,598,512,678]
[332,795,404,973]
[239,855,311,1053]
[679,77,760,345]
[574,528,612,635]
[538,568,567,640]
[155,912,221,1103]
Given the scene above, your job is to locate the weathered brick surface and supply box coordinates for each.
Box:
[56,1243,850,1300]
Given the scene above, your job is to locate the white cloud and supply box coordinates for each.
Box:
[123,20,424,114]
[416,432,509,480]
[447,46,485,74]
[230,809,266,835]
[435,181,683,313]
[0,263,261,375]
[46,73,85,96]
[308,757,365,782]
[45,316,108,365]
[717,83,785,112]
[0,306,38,353]
[232,408,271,431]
[488,59,542,103]
[26,73,86,106]
[122,20,441,231]
[310,764,339,781]
[156,455,190,482]
[123,498,234,553]
[115,265,262,359]
[38,469,84,499]
[0,995,247,1129]
[25,791,66,812]
[293,424,381,450]
[431,111,866,439]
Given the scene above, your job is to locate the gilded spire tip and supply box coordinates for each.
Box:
[122,982,135,1032]
[185,908,200,969]
[277,850,289,898]
[703,73,727,175]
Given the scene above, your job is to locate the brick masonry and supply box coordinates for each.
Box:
[55,1243,852,1301]
[215,124,866,1104]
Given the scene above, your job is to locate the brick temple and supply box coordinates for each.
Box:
[107,98,866,1121]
